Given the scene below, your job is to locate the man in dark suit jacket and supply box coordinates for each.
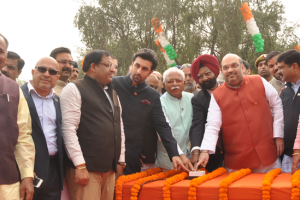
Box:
[113,48,189,174]
[189,54,224,172]
[21,57,64,200]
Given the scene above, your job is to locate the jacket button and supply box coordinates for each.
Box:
[109,110,112,112]
[129,104,131,107]
[114,123,116,126]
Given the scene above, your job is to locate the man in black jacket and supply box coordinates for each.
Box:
[21,57,64,200]
[278,49,300,173]
[113,48,189,174]
[189,54,224,172]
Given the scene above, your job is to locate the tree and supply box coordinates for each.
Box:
[74,0,299,75]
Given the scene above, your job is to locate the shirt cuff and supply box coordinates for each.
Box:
[294,139,300,150]
[118,154,125,163]
[177,144,184,155]
[72,154,86,167]
[191,146,200,153]
[20,168,34,180]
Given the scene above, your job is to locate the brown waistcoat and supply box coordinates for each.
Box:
[0,74,20,184]
[213,75,277,169]
[73,75,121,172]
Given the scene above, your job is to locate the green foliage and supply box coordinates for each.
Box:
[74,0,299,75]
[16,78,27,86]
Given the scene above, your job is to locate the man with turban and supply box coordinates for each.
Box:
[196,53,284,173]
[189,54,224,172]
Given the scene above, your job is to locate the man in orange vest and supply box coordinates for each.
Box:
[196,53,284,172]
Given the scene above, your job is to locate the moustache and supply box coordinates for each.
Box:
[1,71,9,77]
[279,73,283,77]
[171,86,180,90]
[62,67,71,72]
[40,77,51,82]
[227,71,237,77]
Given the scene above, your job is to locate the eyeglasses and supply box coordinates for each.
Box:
[35,66,59,75]
[57,60,74,66]
[98,63,117,70]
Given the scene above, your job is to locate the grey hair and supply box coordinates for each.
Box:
[163,67,185,83]
[180,63,191,70]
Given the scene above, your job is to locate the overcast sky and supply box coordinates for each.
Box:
[1,0,299,81]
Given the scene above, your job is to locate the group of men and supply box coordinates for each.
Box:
[2,29,300,200]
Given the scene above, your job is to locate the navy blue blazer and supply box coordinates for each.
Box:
[21,83,64,190]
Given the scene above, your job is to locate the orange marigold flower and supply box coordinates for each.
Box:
[219,168,252,200]
[188,167,227,199]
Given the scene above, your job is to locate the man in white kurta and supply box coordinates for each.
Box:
[155,67,194,171]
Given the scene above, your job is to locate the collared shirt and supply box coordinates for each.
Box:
[53,80,67,96]
[28,81,58,156]
[200,77,284,154]
[16,87,35,179]
[60,83,125,166]
[291,79,300,94]
[269,77,285,94]
[155,92,193,170]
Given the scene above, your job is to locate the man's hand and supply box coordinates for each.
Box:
[140,154,146,167]
[75,168,89,186]
[190,150,200,168]
[275,137,284,156]
[20,177,34,200]
[292,149,300,174]
[172,156,190,172]
[194,151,209,170]
[116,164,124,180]
[180,154,194,171]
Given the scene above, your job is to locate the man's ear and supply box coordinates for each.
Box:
[18,69,22,76]
[90,63,97,72]
[163,82,166,88]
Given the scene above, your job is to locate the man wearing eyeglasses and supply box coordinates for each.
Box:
[0,33,35,200]
[60,50,125,200]
[69,61,79,81]
[20,57,64,200]
[50,47,73,96]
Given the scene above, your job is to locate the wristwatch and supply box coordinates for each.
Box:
[118,162,126,169]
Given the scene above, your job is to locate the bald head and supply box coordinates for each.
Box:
[31,57,60,97]
[35,57,59,70]
[221,53,244,88]
[146,74,159,92]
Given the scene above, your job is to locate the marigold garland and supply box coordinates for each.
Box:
[188,167,227,200]
[130,169,182,200]
[295,45,300,52]
[163,171,188,200]
[291,169,300,200]
[219,168,252,200]
[115,167,162,200]
[261,168,282,200]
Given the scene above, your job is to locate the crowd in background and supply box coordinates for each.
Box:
[1,31,300,200]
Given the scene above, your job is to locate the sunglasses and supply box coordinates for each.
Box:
[35,66,59,75]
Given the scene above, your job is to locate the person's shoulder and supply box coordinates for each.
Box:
[182,91,194,99]
[112,75,125,83]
